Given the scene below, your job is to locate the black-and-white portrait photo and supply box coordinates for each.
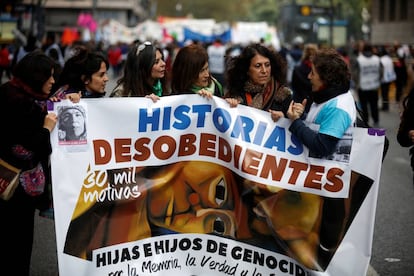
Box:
[58,106,87,144]
[309,132,353,163]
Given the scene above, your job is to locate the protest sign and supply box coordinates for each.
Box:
[51,95,385,276]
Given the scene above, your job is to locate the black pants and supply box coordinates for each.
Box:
[395,79,405,102]
[380,82,392,110]
[0,186,36,276]
[358,89,379,124]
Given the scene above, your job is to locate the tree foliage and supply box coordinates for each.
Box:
[155,0,251,21]
[154,0,371,41]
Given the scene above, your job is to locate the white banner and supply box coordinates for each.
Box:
[51,95,385,276]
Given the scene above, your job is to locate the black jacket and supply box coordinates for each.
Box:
[0,81,52,208]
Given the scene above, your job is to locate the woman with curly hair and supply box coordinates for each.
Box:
[282,48,357,264]
[285,47,356,158]
[224,43,292,117]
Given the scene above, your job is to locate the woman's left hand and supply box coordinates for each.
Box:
[67,92,81,103]
[44,112,58,132]
[145,93,160,103]
[408,130,414,143]
[287,99,306,120]
[269,110,284,122]
[49,91,81,103]
[225,98,241,108]
[198,89,213,99]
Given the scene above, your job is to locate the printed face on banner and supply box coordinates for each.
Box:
[58,105,87,145]
[63,163,373,271]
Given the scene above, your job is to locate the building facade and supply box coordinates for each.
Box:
[19,0,147,35]
[370,0,414,45]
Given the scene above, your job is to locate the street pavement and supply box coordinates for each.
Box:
[28,77,414,275]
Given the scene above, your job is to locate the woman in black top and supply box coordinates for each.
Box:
[0,50,58,275]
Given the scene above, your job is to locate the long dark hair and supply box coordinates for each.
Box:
[171,43,210,94]
[225,43,287,97]
[56,46,108,91]
[115,42,166,97]
[12,49,55,94]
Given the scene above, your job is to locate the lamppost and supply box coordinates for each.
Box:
[31,0,46,40]
[329,0,334,46]
[92,0,97,19]
[361,7,370,41]
[175,2,182,17]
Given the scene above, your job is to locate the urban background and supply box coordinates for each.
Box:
[0,0,413,50]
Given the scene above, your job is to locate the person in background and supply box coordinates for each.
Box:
[225,43,292,118]
[48,47,64,92]
[171,43,223,97]
[42,31,65,68]
[0,43,11,83]
[354,42,382,126]
[107,42,123,78]
[110,41,167,101]
[397,56,414,185]
[164,40,180,92]
[0,50,58,275]
[291,43,318,113]
[378,46,397,111]
[54,46,109,99]
[12,33,39,69]
[393,42,408,103]
[207,38,227,87]
[286,36,304,87]
[336,46,350,67]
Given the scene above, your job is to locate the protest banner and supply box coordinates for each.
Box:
[50,95,385,276]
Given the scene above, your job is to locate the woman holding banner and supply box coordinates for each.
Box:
[170,43,223,97]
[282,48,356,159]
[0,50,58,275]
[110,41,167,101]
[224,43,292,117]
[224,43,329,269]
[54,46,109,99]
[280,48,357,268]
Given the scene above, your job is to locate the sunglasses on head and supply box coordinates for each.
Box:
[136,41,152,56]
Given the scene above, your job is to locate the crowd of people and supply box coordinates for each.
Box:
[1,30,414,275]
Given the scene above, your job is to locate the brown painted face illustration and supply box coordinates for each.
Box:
[146,161,250,238]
